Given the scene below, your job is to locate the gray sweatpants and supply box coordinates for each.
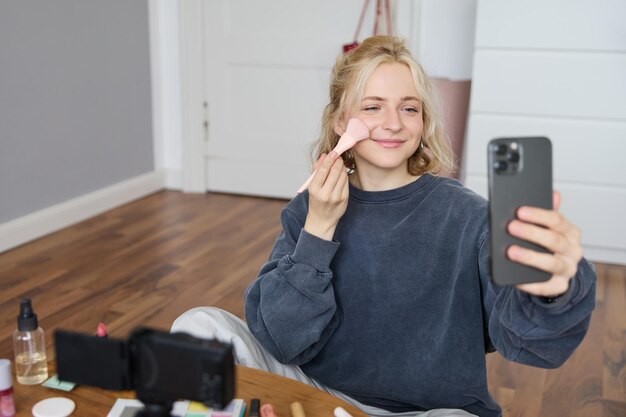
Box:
[171,307,477,417]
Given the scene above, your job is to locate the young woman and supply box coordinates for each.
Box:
[172,36,596,417]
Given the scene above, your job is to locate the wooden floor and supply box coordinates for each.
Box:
[0,190,624,416]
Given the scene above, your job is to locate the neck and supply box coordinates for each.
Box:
[349,166,420,192]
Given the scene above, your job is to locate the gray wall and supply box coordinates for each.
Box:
[0,1,154,223]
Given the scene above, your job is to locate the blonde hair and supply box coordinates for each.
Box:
[314,35,455,176]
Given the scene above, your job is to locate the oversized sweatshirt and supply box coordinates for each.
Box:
[244,174,596,417]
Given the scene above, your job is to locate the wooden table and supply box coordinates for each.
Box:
[11,365,367,417]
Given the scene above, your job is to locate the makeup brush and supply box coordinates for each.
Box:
[297,118,369,193]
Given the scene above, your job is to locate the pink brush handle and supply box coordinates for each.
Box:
[297,170,317,193]
[296,134,359,193]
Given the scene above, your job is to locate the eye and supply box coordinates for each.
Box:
[362,105,380,112]
[402,106,420,113]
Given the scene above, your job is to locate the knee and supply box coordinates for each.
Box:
[171,306,247,342]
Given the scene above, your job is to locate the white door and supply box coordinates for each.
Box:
[202,0,385,199]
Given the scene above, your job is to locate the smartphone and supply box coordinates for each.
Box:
[487,137,553,286]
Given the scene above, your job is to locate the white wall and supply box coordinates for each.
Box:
[149,0,184,189]
[414,0,477,80]
[463,0,626,265]
[0,0,162,253]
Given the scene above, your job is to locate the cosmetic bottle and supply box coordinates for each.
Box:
[13,299,48,385]
[0,359,16,417]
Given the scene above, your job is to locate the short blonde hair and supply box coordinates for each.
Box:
[314,35,455,176]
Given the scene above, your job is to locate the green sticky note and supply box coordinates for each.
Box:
[42,374,77,392]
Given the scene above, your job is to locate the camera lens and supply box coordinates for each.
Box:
[495,144,508,155]
[494,160,508,172]
[508,152,520,163]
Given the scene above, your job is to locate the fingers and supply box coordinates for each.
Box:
[309,152,334,190]
[332,165,349,201]
[507,244,579,279]
[310,151,347,195]
[516,276,570,298]
[515,205,581,243]
[553,190,561,211]
[507,211,582,278]
[508,191,582,297]
[304,152,349,241]
[323,157,345,192]
[313,153,327,172]
[507,220,580,260]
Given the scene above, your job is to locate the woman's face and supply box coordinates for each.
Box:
[344,62,424,179]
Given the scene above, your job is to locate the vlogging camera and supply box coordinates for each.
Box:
[55,327,235,417]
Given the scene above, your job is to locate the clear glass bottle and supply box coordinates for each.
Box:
[12,299,48,385]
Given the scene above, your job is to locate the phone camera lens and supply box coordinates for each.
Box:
[508,152,520,163]
[495,144,508,155]
[494,160,508,172]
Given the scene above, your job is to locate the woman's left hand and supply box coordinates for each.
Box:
[506,191,583,297]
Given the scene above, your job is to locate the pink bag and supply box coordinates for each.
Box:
[342,0,392,54]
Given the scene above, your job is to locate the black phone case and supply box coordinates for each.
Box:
[487,137,553,286]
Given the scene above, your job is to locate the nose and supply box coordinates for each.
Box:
[381,109,402,132]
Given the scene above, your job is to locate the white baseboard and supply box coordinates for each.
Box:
[164,168,183,190]
[0,171,166,253]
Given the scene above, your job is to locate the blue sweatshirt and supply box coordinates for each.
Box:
[244,174,596,417]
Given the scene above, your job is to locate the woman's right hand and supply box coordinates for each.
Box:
[304,151,349,241]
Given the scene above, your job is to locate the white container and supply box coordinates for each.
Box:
[0,359,16,417]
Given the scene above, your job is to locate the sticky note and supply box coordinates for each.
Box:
[42,374,77,392]
[188,402,209,412]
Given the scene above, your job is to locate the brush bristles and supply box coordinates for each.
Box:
[345,118,370,141]
[296,118,369,193]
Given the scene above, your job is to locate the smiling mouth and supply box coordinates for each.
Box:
[373,139,405,148]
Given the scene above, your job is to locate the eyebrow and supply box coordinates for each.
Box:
[362,96,421,102]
